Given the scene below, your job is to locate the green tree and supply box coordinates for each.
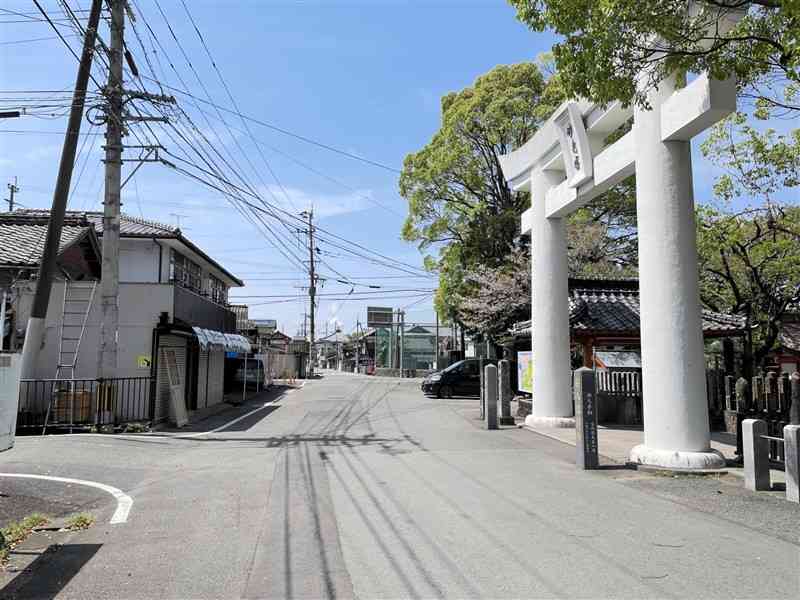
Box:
[697,205,800,371]
[508,1,800,113]
[400,63,559,320]
[697,108,800,372]
[400,62,638,330]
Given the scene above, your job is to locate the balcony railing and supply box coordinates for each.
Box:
[173,283,236,332]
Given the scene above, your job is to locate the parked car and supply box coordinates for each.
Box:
[421,358,495,398]
[231,357,266,388]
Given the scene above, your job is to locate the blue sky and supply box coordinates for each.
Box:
[0,0,778,337]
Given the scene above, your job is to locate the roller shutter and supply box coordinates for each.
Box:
[206,349,225,406]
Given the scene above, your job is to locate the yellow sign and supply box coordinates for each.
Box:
[137,355,152,369]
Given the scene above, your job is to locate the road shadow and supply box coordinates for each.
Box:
[1,543,102,599]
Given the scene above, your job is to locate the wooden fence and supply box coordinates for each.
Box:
[596,370,642,426]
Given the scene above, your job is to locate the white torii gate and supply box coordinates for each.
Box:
[499,69,739,470]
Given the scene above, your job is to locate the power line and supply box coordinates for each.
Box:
[138,74,402,174]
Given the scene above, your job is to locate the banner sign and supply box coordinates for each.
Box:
[517,351,533,394]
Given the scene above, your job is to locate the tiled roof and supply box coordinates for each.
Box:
[15,209,177,237]
[510,280,745,337]
[8,210,243,286]
[780,322,800,352]
[0,213,93,267]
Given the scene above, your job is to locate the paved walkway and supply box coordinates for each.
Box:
[525,422,787,483]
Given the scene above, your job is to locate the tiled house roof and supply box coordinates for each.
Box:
[779,321,800,352]
[510,278,745,338]
[11,210,243,286]
[0,213,96,267]
[15,209,178,237]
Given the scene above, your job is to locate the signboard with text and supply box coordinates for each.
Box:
[367,307,393,328]
[517,351,533,394]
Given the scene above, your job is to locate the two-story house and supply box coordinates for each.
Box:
[3,209,249,428]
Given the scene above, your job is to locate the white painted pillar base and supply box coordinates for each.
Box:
[525,415,576,429]
[629,445,726,471]
[19,316,45,381]
[629,74,724,470]
[526,169,574,430]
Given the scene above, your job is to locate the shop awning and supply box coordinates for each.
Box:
[192,327,251,353]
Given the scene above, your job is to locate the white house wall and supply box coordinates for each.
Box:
[15,281,173,380]
[119,238,169,283]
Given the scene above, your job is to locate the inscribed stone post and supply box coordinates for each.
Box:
[484,364,498,430]
[498,360,515,426]
[574,367,599,470]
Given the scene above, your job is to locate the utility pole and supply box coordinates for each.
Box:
[355,319,360,374]
[20,0,103,379]
[435,311,439,370]
[97,0,125,381]
[302,209,316,377]
[399,309,405,377]
[5,178,18,212]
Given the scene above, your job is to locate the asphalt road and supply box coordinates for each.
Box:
[1,372,798,599]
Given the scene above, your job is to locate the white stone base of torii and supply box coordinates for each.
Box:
[500,71,738,470]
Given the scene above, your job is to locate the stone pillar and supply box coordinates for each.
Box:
[526,169,574,429]
[742,419,770,491]
[574,367,599,470]
[484,364,498,430]
[786,373,800,503]
[498,359,515,426]
[629,74,725,469]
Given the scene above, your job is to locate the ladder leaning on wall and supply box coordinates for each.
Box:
[42,280,97,434]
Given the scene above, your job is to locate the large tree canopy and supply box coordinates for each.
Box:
[508,1,799,113]
[399,62,638,329]
[697,105,800,371]
[399,63,560,318]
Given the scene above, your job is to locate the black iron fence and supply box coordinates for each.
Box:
[17,377,152,431]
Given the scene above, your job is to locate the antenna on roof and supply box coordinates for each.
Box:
[169,213,188,230]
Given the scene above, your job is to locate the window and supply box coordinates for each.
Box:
[208,274,228,305]
[170,251,202,292]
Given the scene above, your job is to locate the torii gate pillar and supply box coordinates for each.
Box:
[528,169,574,428]
[629,75,725,469]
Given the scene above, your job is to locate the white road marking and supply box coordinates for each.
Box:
[181,381,306,438]
[0,473,133,524]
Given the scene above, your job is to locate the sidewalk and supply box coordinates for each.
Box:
[524,422,786,483]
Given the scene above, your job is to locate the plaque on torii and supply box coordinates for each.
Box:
[499,19,742,469]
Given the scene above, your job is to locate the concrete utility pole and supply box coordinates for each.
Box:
[97,0,125,380]
[399,309,405,377]
[302,209,316,376]
[20,0,103,379]
[434,311,439,369]
[5,178,18,212]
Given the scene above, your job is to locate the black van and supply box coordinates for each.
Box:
[421,358,495,398]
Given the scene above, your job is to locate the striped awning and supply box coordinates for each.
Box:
[192,327,251,353]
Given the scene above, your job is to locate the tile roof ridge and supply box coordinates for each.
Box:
[119,212,178,233]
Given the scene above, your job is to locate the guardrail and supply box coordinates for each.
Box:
[17,377,152,431]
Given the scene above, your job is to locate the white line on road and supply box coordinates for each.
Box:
[0,473,133,524]
[180,381,306,438]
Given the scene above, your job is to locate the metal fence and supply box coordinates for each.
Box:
[17,377,152,431]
